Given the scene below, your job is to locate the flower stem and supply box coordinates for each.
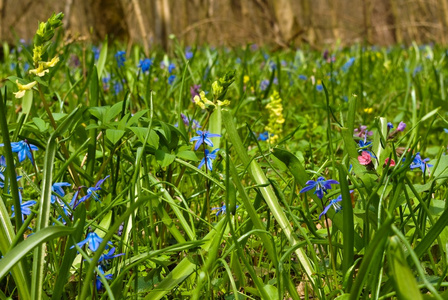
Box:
[324,213,339,291]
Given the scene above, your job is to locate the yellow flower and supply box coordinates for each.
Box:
[265,91,284,143]
[13,80,37,99]
[193,91,215,110]
[29,64,49,77]
[364,107,373,114]
[42,56,59,68]
[217,100,230,106]
[243,75,250,84]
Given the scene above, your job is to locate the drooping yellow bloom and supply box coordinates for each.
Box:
[42,56,59,68]
[13,80,37,98]
[193,91,215,110]
[217,100,230,106]
[265,90,284,143]
[29,64,49,77]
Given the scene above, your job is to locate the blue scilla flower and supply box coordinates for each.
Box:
[168,63,175,74]
[11,192,36,220]
[316,80,323,92]
[114,81,123,95]
[96,265,113,291]
[71,231,112,252]
[260,79,269,91]
[139,58,153,72]
[258,131,273,141]
[319,195,342,219]
[93,46,100,60]
[341,57,355,72]
[0,155,6,173]
[0,140,38,164]
[410,152,432,173]
[98,247,124,267]
[190,130,221,151]
[211,204,239,216]
[300,176,339,199]
[168,75,176,85]
[51,182,71,204]
[185,49,193,60]
[115,51,126,68]
[298,75,307,81]
[73,176,110,209]
[0,174,21,189]
[199,148,219,171]
[444,128,448,133]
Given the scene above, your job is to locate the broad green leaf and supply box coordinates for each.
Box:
[106,129,125,144]
[33,117,48,132]
[105,101,123,122]
[176,150,199,161]
[155,149,176,168]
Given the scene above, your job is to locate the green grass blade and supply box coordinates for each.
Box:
[0,226,75,281]
[222,109,315,285]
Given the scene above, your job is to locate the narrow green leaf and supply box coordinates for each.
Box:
[96,38,108,79]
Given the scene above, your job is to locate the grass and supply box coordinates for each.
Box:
[0,13,448,299]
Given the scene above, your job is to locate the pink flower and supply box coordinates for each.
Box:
[384,158,396,167]
[358,151,372,165]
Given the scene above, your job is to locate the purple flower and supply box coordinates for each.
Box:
[190,84,201,99]
[185,49,193,60]
[190,130,221,151]
[397,121,406,132]
[410,152,432,173]
[0,140,39,164]
[71,231,112,252]
[73,176,110,209]
[300,176,339,199]
[115,51,126,68]
[354,125,373,138]
[139,58,153,72]
[198,148,219,171]
[51,182,71,204]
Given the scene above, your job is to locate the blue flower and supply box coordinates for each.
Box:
[168,75,176,85]
[341,57,355,72]
[211,204,239,216]
[0,140,38,164]
[92,46,100,60]
[444,128,448,133]
[0,155,6,173]
[168,63,175,74]
[319,195,342,219]
[12,192,36,220]
[258,131,273,141]
[387,122,394,129]
[410,152,432,173]
[114,81,123,95]
[0,174,21,189]
[300,176,339,199]
[139,58,153,72]
[260,79,269,91]
[73,176,110,209]
[51,182,71,204]
[71,231,112,252]
[198,148,219,171]
[98,247,124,265]
[115,51,126,68]
[185,49,193,60]
[316,82,323,92]
[298,75,307,81]
[190,130,221,151]
[96,265,113,291]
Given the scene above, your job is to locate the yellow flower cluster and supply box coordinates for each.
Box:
[265,90,285,143]
[13,80,37,99]
[29,56,59,77]
[193,80,231,111]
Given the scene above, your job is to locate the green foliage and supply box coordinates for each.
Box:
[1,13,448,299]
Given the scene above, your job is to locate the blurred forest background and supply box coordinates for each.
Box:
[1,0,447,49]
